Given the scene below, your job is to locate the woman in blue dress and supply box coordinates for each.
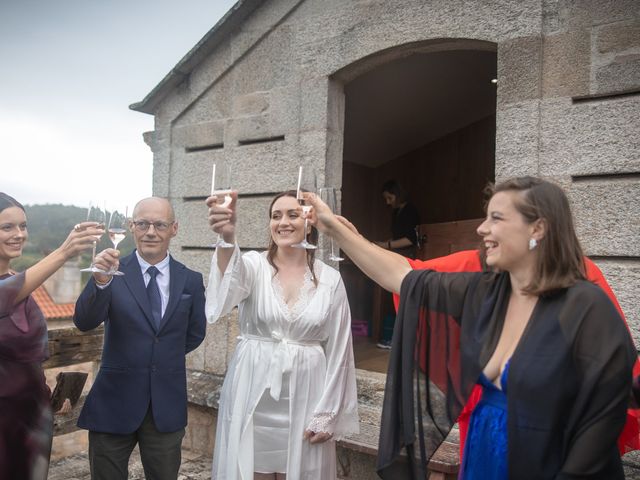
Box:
[307,177,638,479]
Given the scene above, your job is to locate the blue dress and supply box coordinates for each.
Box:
[459,361,510,480]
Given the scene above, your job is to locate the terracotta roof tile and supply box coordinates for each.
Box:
[32,286,75,320]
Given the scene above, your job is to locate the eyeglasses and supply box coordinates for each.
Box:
[131,220,174,232]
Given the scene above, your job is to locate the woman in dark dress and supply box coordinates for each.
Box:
[375,180,420,259]
[307,177,639,479]
[374,180,420,348]
[0,192,102,480]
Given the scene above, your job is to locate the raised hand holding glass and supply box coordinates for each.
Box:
[292,166,317,249]
[105,207,128,276]
[318,187,343,261]
[210,161,234,248]
[80,203,106,272]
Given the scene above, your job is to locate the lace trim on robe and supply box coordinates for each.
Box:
[272,267,316,322]
[306,411,337,434]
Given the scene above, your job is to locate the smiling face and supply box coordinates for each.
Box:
[0,206,28,265]
[269,195,306,248]
[130,198,177,265]
[476,191,539,273]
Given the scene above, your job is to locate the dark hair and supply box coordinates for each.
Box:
[266,190,318,286]
[381,180,410,203]
[487,176,586,295]
[0,193,25,213]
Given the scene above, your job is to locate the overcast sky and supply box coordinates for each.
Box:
[0,0,237,210]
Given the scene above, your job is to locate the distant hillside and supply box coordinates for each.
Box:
[10,204,135,271]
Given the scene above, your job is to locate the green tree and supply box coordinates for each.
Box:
[10,204,135,272]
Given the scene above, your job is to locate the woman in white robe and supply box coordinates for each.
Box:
[205,190,359,480]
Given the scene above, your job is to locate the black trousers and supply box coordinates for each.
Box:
[88,408,185,480]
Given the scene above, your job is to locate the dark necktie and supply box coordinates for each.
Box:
[146,266,162,328]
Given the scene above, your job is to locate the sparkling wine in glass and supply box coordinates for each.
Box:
[292,166,317,250]
[105,207,128,276]
[80,202,107,273]
[210,161,234,248]
[318,187,344,261]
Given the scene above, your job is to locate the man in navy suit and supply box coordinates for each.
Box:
[74,197,206,480]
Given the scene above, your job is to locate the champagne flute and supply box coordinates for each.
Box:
[210,160,234,248]
[292,166,317,250]
[105,207,128,276]
[318,187,344,261]
[80,203,106,272]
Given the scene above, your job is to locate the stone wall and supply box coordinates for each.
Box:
[140,0,638,382]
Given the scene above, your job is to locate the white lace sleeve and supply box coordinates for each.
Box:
[307,272,359,440]
[306,412,337,434]
[205,246,256,323]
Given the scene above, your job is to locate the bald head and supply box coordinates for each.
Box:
[132,197,175,222]
[130,197,178,265]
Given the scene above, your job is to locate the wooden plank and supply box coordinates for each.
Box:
[417,218,483,261]
[45,326,104,369]
[428,441,460,474]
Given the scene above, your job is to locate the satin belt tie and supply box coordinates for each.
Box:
[238,333,321,401]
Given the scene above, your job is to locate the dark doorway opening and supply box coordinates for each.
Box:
[338,48,497,372]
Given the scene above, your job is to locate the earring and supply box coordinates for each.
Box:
[528,238,537,250]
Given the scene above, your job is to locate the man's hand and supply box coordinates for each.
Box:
[92,248,120,284]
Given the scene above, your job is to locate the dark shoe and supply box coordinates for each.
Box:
[376,340,392,349]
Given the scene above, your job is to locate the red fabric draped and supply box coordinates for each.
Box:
[392,250,640,457]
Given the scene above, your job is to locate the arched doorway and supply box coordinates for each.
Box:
[332,41,497,371]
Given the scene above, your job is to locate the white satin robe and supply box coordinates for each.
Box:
[206,248,359,480]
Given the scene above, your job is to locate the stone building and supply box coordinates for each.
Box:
[130,0,640,474]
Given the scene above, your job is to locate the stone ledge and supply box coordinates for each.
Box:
[186,369,224,409]
[185,367,460,477]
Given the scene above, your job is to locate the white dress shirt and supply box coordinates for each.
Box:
[136,251,171,317]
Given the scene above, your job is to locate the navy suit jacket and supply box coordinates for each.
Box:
[73,252,206,434]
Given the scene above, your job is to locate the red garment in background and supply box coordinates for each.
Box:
[392,249,640,457]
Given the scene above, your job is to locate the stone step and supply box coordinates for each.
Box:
[49,448,213,480]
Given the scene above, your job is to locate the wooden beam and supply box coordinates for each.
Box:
[45,326,104,369]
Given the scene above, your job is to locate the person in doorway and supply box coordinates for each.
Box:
[374,180,420,348]
[0,192,101,480]
[307,176,638,479]
[375,180,420,257]
[74,197,206,480]
[205,190,359,479]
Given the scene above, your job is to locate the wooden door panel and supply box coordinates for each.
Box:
[417,218,483,261]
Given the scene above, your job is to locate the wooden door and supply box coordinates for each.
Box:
[369,218,484,344]
[416,218,483,261]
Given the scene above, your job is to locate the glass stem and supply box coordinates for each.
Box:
[90,241,97,265]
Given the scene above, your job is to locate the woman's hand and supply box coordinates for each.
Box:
[301,192,338,234]
[303,429,333,444]
[206,191,238,240]
[57,222,105,260]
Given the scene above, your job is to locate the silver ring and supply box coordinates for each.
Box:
[74,224,81,232]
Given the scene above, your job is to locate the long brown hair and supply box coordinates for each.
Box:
[266,190,318,286]
[488,176,586,295]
